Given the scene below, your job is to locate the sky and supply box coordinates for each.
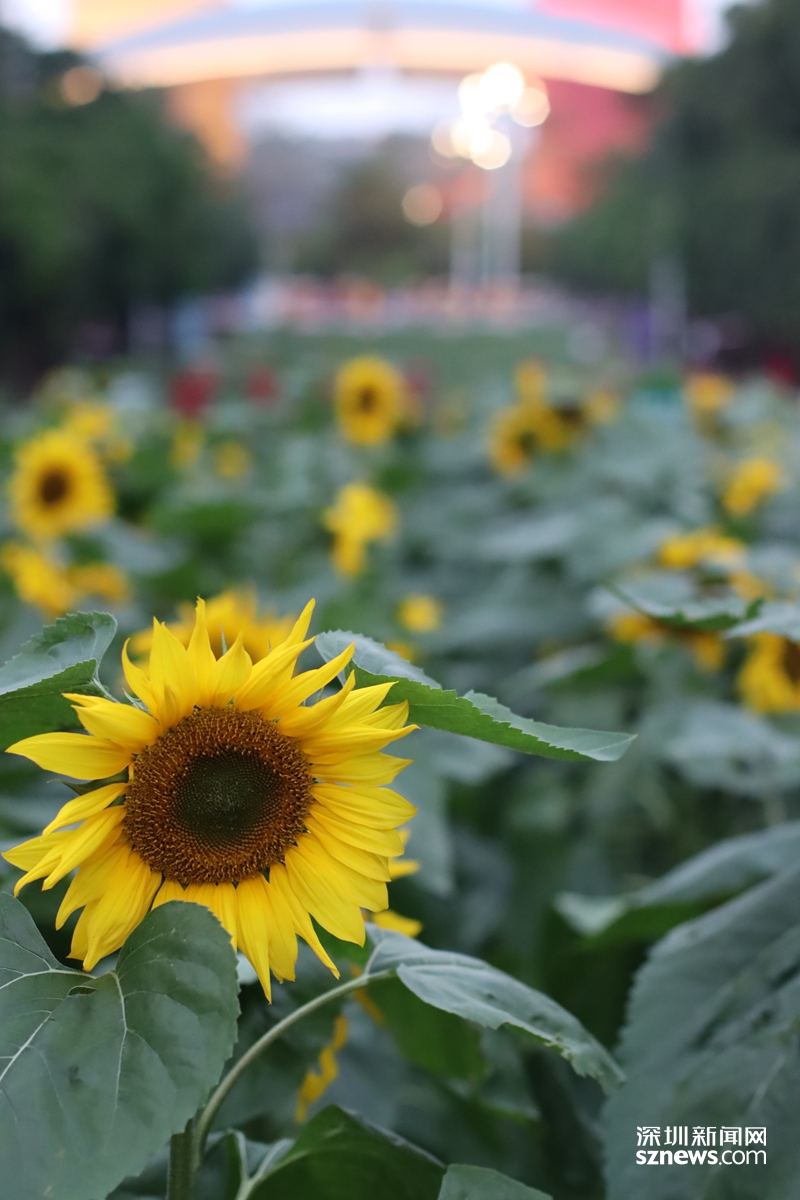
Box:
[3,0,745,52]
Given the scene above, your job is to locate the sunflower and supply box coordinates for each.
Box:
[63,400,132,463]
[131,589,295,663]
[0,542,78,617]
[608,611,724,672]
[722,457,783,518]
[738,632,800,713]
[488,402,566,476]
[9,428,114,541]
[334,357,404,446]
[398,594,443,634]
[685,373,734,418]
[658,527,745,571]
[322,484,398,577]
[214,440,252,481]
[171,421,204,470]
[2,599,416,997]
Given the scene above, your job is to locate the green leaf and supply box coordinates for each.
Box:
[365,926,623,1092]
[611,585,761,632]
[0,895,239,1200]
[367,975,485,1080]
[726,599,800,640]
[605,865,800,1200]
[316,632,635,763]
[556,822,800,942]
[438,1163,552,1200]
[249,1105,445,1200]
[0,611,117,751]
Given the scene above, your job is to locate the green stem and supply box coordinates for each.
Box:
[192,968,393,1170]
[168,1118,195,1200]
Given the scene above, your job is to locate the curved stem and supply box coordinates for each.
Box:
[192,967,393,1170]
[168,1118,195,1200]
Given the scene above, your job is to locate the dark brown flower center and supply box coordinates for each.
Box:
[516,430,538,455]
[782,639,800,685]
[39,467,70,506]
[124,707,312,885]
[357,386,377,413]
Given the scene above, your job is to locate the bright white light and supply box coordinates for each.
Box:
[457,73,488,118]
[480,62,525,112]
[470,129,512,171]
[513,85,550,127]
[402,184,443,226]
[450,116,488,158]
[431,120,458,158]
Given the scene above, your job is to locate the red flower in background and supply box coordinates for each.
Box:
[169,367,218,418]
[246,365,280,404]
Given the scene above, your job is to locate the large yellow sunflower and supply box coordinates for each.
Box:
[2,599,416,997]
[334,356,404,446]
[9,428,114,540]
[131,588,295,664]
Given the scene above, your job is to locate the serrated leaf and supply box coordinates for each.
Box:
[0,610,117,694]
[367,975,485,1080]
[365,926,623,1092]
[0,612,117,751]
[0,895,239,1200]
[611,585,761,632]
[556,822,800,942]
[726,599,800,640]
[249,1105,445,1199]
[605,866,800,1200]
[438,1163,552,1200]
[316,632,634,763]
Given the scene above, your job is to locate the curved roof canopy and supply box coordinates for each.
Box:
[91,0,675,94]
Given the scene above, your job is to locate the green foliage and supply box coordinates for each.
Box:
[0,31,257,376]
[606,864,800,1199]
[250,1106,444,1199]
[549,0,800,340]
[317,631,635,762]
[367,926,623,1091]
[439,1163,552,1200]
[0,610,115,748]
[0,895,239,1200]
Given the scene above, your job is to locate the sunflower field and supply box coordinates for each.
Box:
[1,331,799,1200]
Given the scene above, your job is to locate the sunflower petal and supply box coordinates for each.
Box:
[148,620,197,722]
[233,636,315,711]
[212,632,253,706]
[186,597,218,706]
[236,874,273,999]
[305,822,391,880]
[64,694,161,752]
[269,861,339,975]
[56,840,130,928]
[284,841,366,943]
[6,732,131,778]
[312,783,416,829]
[306,808,404,856]
[43,782,127,836]
[264,644,354,716]
[122,639,157,711]
[184,881,238,949]
[42,806,127,889]
[81,847,161,970]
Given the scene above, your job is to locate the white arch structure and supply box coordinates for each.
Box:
[92,1,673,96]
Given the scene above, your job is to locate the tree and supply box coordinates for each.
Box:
[0,31,258,384]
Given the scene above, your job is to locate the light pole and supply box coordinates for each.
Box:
[432,63,550,295]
